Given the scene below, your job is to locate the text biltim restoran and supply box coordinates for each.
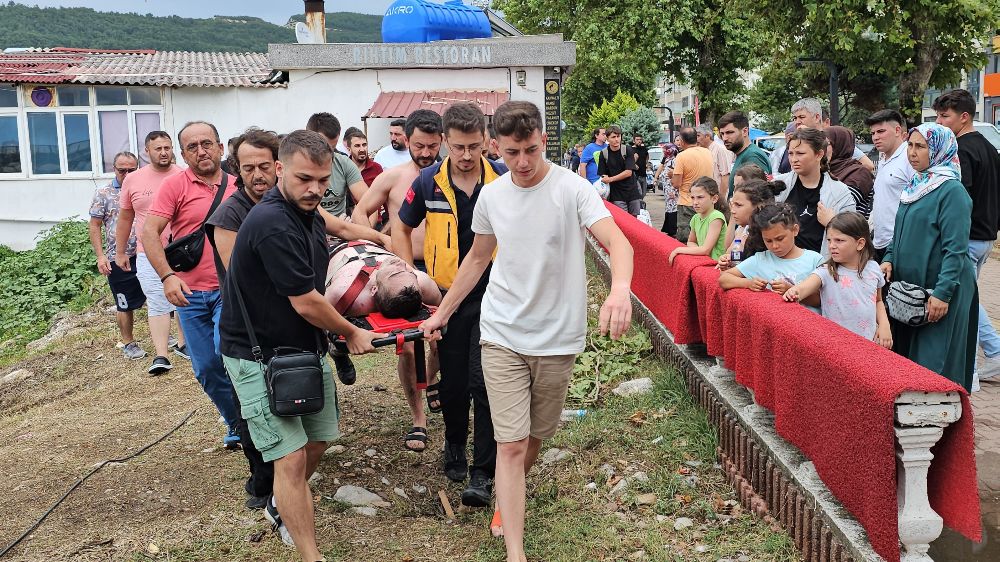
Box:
[351,45,493,66]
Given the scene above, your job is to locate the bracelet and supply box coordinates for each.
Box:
[160,272,176,282]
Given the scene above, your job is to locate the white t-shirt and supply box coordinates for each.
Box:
[870,142,914,250]
[472,163,612,355]
[374,145,411,169]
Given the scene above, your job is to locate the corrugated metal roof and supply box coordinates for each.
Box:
[0,50,282,88]
[0,52,88,83]
[366,90,510,118]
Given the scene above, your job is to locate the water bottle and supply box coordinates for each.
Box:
[730,237,744,266]
[560,409,588,421]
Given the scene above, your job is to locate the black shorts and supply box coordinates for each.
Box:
[414,259,427,273]
[108,256,146,312]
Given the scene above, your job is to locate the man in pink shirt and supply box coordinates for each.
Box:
[142,121,242,448]
[116,131,186,375]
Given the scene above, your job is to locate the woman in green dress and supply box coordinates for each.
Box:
[881,123,977,390]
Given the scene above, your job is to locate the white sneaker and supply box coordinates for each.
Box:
[122,341,147,360]
[264,499,295,547]
[972,373,982,392]
[978,355,1000,381]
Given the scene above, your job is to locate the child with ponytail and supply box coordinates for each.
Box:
[669,176,729,263]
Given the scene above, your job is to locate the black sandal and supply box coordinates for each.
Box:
[425,382,442,413]
[403,426,428,452]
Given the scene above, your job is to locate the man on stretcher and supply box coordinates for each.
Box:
[325,240,442,451]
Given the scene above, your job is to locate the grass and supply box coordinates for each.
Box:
[2,258,798,562]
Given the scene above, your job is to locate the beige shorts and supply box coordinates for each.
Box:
[480,341,576,443]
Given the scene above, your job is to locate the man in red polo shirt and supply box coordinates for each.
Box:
[142,120,242,448]
[345,129,383,188]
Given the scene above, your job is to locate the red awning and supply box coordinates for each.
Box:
[365,90,510,118]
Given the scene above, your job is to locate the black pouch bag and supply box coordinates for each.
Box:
[232,279,325,417]
[164,172,227,272]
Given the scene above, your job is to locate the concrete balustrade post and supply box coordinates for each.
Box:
[893,391,962,561]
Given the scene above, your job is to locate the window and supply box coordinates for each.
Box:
[63,114,92,172]
[57,86,90,107]
[0,84,15,108]
[0,116,20,173]
[96,87,127,106]
[28,113,59,174]
[14,85,164,176]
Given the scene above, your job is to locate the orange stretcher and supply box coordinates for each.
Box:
[327,305,436,389]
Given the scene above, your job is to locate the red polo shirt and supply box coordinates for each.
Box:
[149,168,237,291]
[359,158,383,187]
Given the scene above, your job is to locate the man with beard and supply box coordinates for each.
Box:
[205,127,388,513]
[718,110,772,198]
[344,129,384,187]
[394,102,507,507]
[115,131,187,375]
[305,113,369,218]
[374,118,411,169]
[351,109,444,452]
[142,121,242,448]
[220,130,381,560]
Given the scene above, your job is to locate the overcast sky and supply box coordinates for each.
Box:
[17,1,395,23]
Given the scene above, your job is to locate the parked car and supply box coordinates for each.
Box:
[973,121,1000,153]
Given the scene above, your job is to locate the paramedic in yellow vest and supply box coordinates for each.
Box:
[393,102,508,508]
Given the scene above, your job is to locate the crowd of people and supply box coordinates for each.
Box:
[570,89,997,394]
[83,83,997,560]
[87,100,633,562]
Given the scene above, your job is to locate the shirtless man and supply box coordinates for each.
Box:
[351,109,443,269]
[325,240,443,452]
[325,242,442,318]
[350,109,444,452]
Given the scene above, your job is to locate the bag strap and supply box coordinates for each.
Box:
[231,279,264,364]
[202,172,228,228]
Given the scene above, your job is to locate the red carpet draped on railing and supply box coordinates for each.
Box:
[604,203,981,562]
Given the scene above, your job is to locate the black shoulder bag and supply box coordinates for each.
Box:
[164,172,228,272]
[231,216,327,417]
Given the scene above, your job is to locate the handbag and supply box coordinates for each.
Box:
[164,172,228,272]
[232,280,326,417]
[885,280,930,327]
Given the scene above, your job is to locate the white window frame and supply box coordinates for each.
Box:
[0,83,26,178]
[11,84,164,179]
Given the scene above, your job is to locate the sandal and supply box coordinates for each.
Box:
[425,382,442,413]
[403,426,428,452]
[490,509,503,537]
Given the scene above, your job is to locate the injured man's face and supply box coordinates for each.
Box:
[371,257,424,318]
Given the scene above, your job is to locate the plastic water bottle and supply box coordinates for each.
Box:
[560,409,588,421]
[730,237,744,266]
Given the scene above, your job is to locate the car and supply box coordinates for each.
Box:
[973,121,1000,153]
[647,145,664,167]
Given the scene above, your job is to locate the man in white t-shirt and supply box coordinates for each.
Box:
[373,118,412,169]
[420,101,634,562]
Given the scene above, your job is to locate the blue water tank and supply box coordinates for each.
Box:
[381,0,492,43]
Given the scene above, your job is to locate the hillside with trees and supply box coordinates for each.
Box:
[0,3,382,52]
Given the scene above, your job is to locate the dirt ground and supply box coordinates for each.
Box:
[1,298,797,562]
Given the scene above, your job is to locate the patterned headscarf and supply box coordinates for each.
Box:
[901,123,961,204]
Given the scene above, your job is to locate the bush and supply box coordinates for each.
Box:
[0,220,101,344]
[618,107,660,144]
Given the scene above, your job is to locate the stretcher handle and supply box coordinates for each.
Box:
[371,328,425,348]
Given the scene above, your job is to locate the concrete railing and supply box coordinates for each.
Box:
[587,207,978,562]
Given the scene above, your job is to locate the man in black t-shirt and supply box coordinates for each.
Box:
[208,128,391,515]
[933,89,1000,373]
[597,125,640,216]
[632,134,650,194]
[220,130,381,559]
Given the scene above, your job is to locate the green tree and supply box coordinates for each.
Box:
[585,90,641,133]
[495,0,659,133]
[746,0,1000,124]
[618,107,660,142]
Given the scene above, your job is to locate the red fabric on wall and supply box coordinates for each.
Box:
[609,206,981,562]
[605,203,715,344]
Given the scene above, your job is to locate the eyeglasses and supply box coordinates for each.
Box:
[115,167,138,174]
[184,140,218,153]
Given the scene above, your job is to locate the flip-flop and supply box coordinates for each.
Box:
[403,426,428,452]
[490,509,503,537]
[425,382,442,413]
